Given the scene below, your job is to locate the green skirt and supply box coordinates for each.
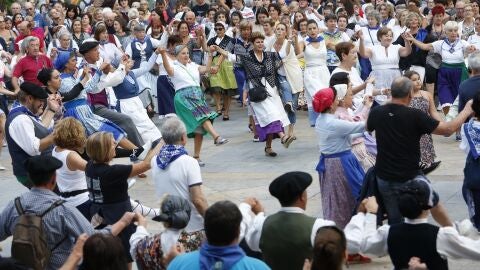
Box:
[209,57,237,92]
[174,86,218,137]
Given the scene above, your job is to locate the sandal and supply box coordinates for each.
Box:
[281,135,294,149]
[264,147,277,157]
[193,156,205,167]
[214,136,229,146]
[216,109,223,115]
[223,115,230,121]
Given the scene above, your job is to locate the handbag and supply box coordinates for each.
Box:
[426,51,442,69]
[249,79,269,103]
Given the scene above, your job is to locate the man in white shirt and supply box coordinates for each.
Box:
[151,116,208,237]
[347,177,480,269]
[5,82,61,188]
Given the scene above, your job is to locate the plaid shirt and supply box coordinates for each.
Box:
[0,188,111,270]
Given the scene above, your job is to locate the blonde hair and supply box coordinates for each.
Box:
[86,132,114,163]
[53,117,87,150]
[405,12,422,28]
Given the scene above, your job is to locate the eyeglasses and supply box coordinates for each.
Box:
[214,27,224,31]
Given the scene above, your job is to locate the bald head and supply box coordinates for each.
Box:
[391,77,413,99]
[185,11,196,26]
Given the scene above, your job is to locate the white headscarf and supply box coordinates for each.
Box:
[334,84,348,101]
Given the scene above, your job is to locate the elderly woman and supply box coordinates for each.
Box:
[159,44,228,166]
[71,18,90,48]
[424,6,447,95]
[407,21,476,115]
[358,27,412,93]
[459,3,475,41]
[358,10,381,80]
[296,19,330,127]
[313,87,365,229]
[207,21,237,120]
[468,17,480,50]
[151,117,208,251]
[395,12,431,83]
[267,23,303,139]
[130,195,192,269]
[47,30,80,63]
[215,31,293,156]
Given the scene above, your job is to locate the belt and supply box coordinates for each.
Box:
[60,189,88,198]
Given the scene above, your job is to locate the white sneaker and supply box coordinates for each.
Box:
[127,178,137,189]
[137,140,152,161]
[0,164,5,171]
[2,141,6,147]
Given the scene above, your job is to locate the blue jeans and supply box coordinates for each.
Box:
[277,75,299,124]
[376,177,408,225]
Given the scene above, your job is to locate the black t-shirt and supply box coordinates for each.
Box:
[85,161,132,204]
[367,104,439,182]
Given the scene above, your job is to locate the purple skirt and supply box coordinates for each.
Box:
[255,120,284,142]
[437,62,468,107]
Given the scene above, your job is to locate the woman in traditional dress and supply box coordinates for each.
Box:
[424,6,447,95]
[331,72,376,172]
[358,27,412,98]
[405,70,442,174]
[215,31,293,156]
[313,87,365,228]
[407,21,476,115]
[38,55,151,161]
[296,19,330,127]
[156,35,182,117]
[207,21,237,120]
[159,45,228,166]
[267,23,303,140]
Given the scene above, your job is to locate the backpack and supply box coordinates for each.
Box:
[11,197,65,270]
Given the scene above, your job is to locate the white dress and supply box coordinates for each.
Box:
[250,77,290,128]
[369,44,402,90]
[303,40,330,107]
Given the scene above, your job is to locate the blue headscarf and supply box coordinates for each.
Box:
[53,52,73,71]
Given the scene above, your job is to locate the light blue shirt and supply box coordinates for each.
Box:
[167,251,270,270]
[315,113,365,155]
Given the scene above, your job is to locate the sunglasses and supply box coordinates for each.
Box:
[214,27,224,31]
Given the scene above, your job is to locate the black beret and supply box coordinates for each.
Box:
[20,82,48,99]
[24,156,62,176]
[79,39,100,55]
[269,171,312,204]
[399,176,439,210]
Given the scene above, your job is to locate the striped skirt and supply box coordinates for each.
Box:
[316,150,365,228]
[174,86,218,137]
[64,98,126,142]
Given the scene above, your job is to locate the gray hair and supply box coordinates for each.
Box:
[444,21,459,32]
[21,36,39,54]
[468,51,480,73]
[366,10,381,26]
[128,8,139,19]
[160,116,187,144]
[58,29,72,40]
[391,77,413,98]
[174,45,188,56]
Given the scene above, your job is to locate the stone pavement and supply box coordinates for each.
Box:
[0,104,478,269]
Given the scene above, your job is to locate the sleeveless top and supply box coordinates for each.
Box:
[304,41,327,68]
[51,147,89,207]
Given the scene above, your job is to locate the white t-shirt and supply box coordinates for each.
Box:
[230,6,255,21]
[432,39,469,64]
[151,155,204,232]
[170,61,201,90]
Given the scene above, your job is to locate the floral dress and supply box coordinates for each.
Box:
[410,96,436,166]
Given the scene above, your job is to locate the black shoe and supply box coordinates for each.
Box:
[421,161,441,175]
[284,102,293,113]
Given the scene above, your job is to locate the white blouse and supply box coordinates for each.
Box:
[432,39,470,64]
[169,61,201,90]
[370,44,401,70]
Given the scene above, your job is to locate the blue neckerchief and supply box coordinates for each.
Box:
[9,105,41,121]
[381,18,391,26]
[134,37,147,44]
[306,35,324,43]
[156,144,188,169]
[60,72,75,79]
[199,243,246,270]
[414,29,428,52]
[444,38,459,53]
[464,119,480,159]
[367,25,380,30]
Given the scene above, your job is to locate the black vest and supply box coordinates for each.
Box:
[5,109,53,177]
[388,223,448,270]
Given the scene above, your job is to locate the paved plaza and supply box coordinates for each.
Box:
[0,104,478,269]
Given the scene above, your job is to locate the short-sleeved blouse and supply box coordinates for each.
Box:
[170,61,200,90]
[432,39,469,64]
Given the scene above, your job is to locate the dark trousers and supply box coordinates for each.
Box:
[92,105,144,146]
[376,177,407,225]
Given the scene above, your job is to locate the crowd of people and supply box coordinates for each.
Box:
[2,0,480,269]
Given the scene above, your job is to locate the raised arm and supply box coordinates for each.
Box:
[405,32,434,51]
[358,30,373,58]
[159,48,174,76]
[132,47,161,78]
[399,33,413,57]
[198,49,214,75]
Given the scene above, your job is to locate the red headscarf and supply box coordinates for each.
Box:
[313,88,335,113]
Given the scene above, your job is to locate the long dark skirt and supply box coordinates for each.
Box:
[157,75,176,116]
